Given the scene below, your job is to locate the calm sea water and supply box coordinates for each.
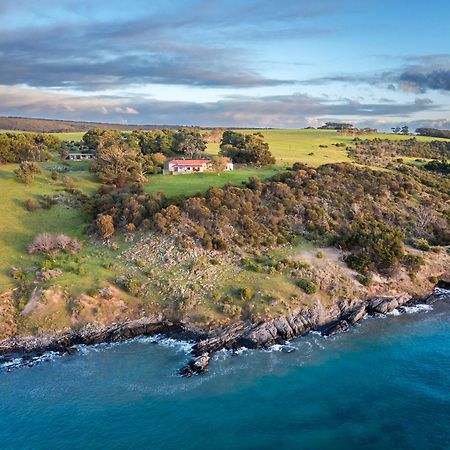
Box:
[1,302,449,450]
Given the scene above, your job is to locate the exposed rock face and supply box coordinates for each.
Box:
[1,284,449,376]
[0,316,181,357]
[179,353,210,377]
[367,294,412,315]
[192,289,448,358]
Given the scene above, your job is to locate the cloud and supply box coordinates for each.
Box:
[398,69,450,93]
[0,85,439,128]
[0,0,346,90]
[297,54,450,93]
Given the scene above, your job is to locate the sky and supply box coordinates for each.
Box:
[0,0,449,129]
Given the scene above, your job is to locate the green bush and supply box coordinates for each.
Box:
[356,273,372,286]
[411,238,431,252]
[240,287,254,301]
[297,278,317,294]
[222,304,242,317]
[402,254,425,273]
[123,276,141,294]
[9,268,25,281]
[40,259,54,271]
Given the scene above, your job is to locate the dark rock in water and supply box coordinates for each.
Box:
[436,280,450,290]
[281,345,296,354]
[321,320,349,337]
[179,353,210,377]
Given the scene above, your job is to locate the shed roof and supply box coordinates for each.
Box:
[168,159,210,166]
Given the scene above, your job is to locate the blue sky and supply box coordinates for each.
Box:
[0,0,449,129]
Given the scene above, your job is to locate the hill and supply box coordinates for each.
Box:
[0,116,182,133]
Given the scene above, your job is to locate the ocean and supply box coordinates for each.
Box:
[1,301,449,449]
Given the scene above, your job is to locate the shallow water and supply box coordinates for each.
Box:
[1,301,450,449]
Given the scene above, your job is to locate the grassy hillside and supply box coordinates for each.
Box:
[47,128,446,168]
[1,128,448,337]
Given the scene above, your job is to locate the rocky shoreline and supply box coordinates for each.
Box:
[1,281,449,375]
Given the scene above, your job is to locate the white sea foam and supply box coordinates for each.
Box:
[137,335,194,353]
[0,351,61,372]
[399,304,433,314]
[386,309,402,316]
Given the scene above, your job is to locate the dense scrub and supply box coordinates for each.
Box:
[423,159,450,176]
[348,138,450,166]
[415,128,450,139]
[88,163,449,275]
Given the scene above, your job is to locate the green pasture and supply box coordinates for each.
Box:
[144,167,280,197]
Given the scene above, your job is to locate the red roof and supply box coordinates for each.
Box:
[169,159,210,166]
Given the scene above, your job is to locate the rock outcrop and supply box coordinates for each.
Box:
[179,353,210,377]
[1,285,449,376]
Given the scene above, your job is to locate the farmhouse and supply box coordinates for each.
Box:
[164,158,233,175]
[67,153,94,161]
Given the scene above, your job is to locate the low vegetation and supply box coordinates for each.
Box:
[0,126,448,337]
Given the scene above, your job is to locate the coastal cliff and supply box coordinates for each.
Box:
[1,279,448,374]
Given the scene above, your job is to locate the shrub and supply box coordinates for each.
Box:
[222,304,242,317]
[9,268,25,281]
[24,198,38,211]
[27,233,82,255]
[96,214,115,239]
[64,176,75,189]
[402,254,425,274]
[411,238,431,252]
[356,273,372,286]
[40,259,54,271]
[316,251,324,259]
[429,276,439,285]
[51,171,58,181]
[125,223,136,234]
[122,276,141,294]
[240,287,254,300]
[297,278,317,294]
[14,161,41,184]
[135,259,146,268]
[39,195,58,209]
[212,237,227,251]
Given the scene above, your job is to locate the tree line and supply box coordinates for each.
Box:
[0,132,60,163]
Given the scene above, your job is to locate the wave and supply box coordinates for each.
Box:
[0,351,61,373]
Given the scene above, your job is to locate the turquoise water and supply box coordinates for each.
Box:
[1,302,450,450]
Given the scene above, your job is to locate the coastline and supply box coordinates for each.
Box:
[1,280,449,375]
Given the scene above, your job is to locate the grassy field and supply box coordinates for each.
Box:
[0,165,87,288]
[0,129,447,290]
[144,167,281,197]
[41,128,445,168]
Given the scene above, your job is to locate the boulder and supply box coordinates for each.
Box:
[346,305,367,324]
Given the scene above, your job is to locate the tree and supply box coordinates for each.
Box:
[211,156,229,174]
[219,131,275,166]
[401,125,409,135]
[91,134,142,187]
[96,214,115,239]
[391,127,401,134]
[175,130,207,159]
